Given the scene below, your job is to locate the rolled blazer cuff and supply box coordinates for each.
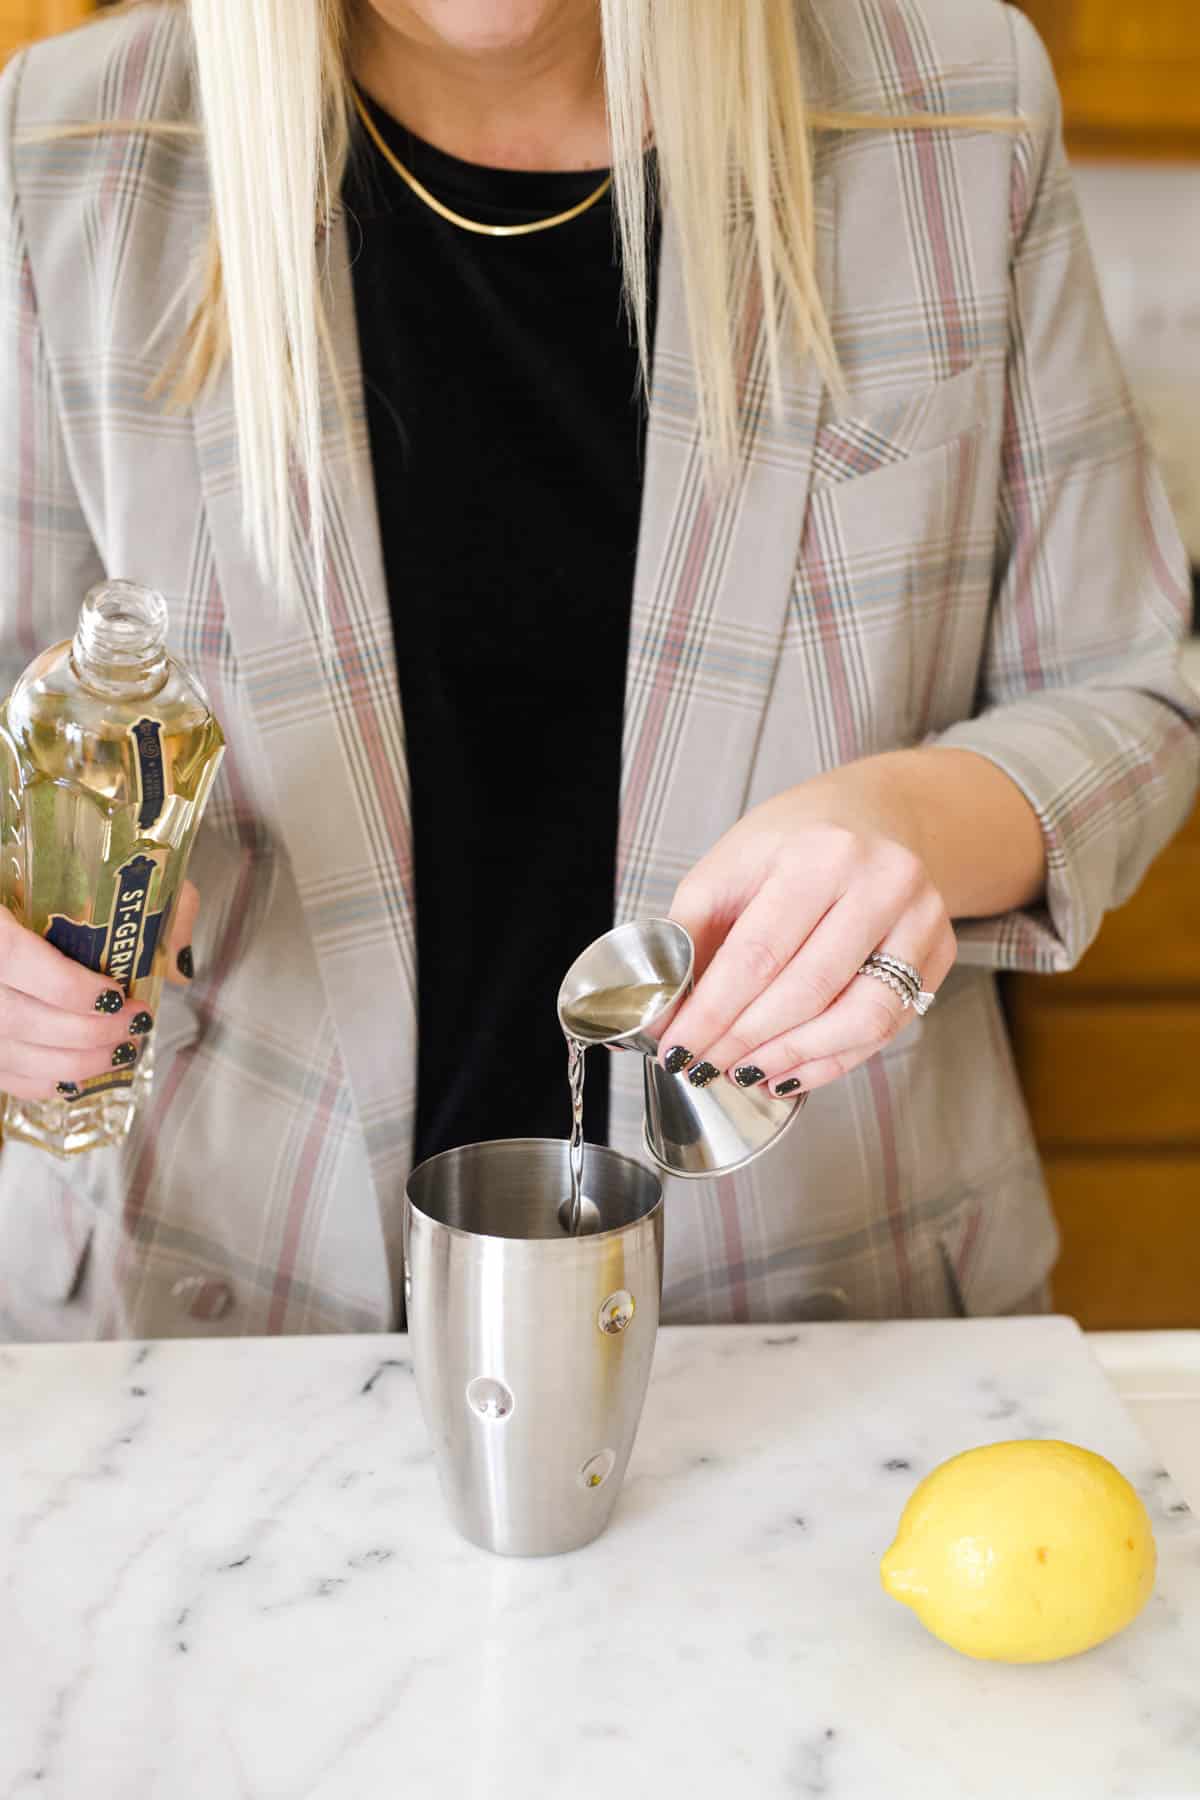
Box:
[930,673,1200,973]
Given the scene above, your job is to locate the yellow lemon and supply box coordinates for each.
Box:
[880,1440,1156,1663]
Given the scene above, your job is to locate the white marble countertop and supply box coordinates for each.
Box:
[3,1318,1199,1800]
[1091,1331,1200,1516]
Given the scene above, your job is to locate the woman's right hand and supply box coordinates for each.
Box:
[0,909,156,1102]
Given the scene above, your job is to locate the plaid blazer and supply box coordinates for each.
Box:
[1,0,1195,1340]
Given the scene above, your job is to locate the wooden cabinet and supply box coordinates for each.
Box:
[1009,803,1200,1328]
[1,0,91,63]
[1018,0,1200,157]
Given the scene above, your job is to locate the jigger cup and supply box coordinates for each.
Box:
[558,917,806,1180]
[404,1138,663,1557]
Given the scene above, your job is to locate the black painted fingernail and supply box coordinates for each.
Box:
[687,1061,720,1089]
[56,1081,80,1098]
[733,1064,765,1088]
[774,1078,804,1097]
[176,946,194,981]
[128,1011,154,1037]
[664,1046,693,1075]
[111,1042,138,1069]
[94,989,123,1014]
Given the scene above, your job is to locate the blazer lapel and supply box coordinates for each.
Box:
[190,214,418,1214]
[617,183,834,923]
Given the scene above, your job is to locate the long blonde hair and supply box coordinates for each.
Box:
[44,0,1012,597]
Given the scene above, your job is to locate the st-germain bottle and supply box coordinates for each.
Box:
[0,580,224,1155]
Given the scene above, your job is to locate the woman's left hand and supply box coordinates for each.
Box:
[660,765,959,1096]
[165,880,200,988]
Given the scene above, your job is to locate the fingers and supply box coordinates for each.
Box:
[0,1033,144,1102]
[668,894,956,1095]
[0,983,146,1052]
[698,883,901,1077]
[665,812,959,1101]
[745,973,911,1088]
[663,870,836,1070]
[0,906,138,1017]
[166,880,199,988]
[762,1039,890,1096]
[667,872,738,990]
[0,908,158,1101]
[744,916,958,1093]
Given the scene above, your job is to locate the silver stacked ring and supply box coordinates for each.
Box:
[858,956,920,1008]
[871,953,922,993]
[859,952,936,1015]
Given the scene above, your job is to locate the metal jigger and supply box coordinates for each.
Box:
[557,918,806,1180]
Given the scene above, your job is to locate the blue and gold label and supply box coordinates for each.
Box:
[46,851,167,995]
[132,717,166,831]
[47,850,169,1097]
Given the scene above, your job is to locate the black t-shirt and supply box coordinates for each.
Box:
[343,96,656,1168]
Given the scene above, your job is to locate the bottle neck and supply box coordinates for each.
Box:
[71,581,170,700]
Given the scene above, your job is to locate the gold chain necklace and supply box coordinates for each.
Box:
[352,90,613,238]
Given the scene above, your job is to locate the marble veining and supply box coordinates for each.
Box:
[2,1319,1199,1799]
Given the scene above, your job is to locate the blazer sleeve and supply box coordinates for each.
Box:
[931,8,1200,974]
[0,51,104,699]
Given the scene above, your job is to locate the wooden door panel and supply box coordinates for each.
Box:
[1018,0,1200,153]
[1009,1000,1200,1149]
[1071,0,1200,60]
[2,0,93,61]
[1046,1155,1200,1328]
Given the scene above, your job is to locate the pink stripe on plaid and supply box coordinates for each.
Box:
[1053,736,1168,846]
[1009,146,1033,242]
[326,624,412,907]
[916,429,980,726]
[98,27,150,237]
[999,374,1046,690]
[621,487,716,848]
[954,1201,983,1287]
[1137,439,1191,622]
[867,1058,912,1315]
[200,572,263,854]
[267,1044,344,1333]
[295,480,414,916]
[800,520,861,764]
[880,5,969,376]
[620,260,764,847]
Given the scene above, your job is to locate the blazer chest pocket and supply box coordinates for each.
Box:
[811,362,986,488]
[798,364,989,755]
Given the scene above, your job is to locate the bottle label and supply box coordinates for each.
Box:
[46,851,167,995]
[132,717,166,831]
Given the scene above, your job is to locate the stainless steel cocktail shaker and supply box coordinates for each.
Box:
[404,1138,663,1557]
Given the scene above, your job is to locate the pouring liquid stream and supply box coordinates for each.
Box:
[565,1035,587,1236]
[559,980,678,1237]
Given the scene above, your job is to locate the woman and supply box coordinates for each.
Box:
[0,0,1194,1339]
